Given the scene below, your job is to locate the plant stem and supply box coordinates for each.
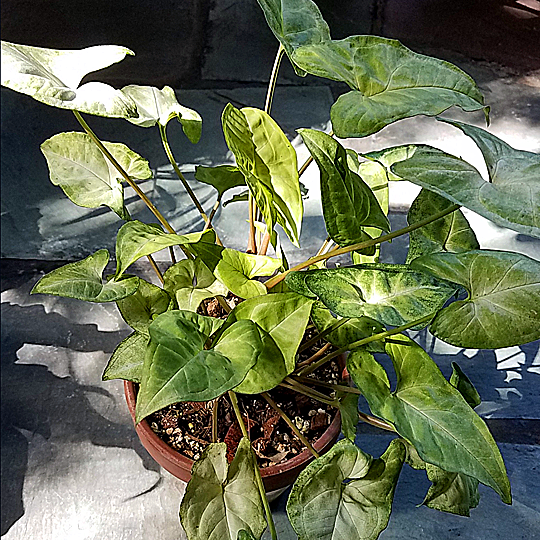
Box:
[264,45,285,115]
[216,296,231,313]
[265,204,460,289]
[147,255,164,283]
[228,391,277,540]
[203,198,221,232]
[247,196,257,253]
[296,342,333,370]
[358,411,396,433]
[298,318,348,353]
[298,155,313,178]
[279,381,337,408]
[292,376,362,395]
[261,392,320,459]
[73,111,177,235]
[297,312,434,376]
[211,397,220,443]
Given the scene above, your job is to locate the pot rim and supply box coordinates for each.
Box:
[124,380,342,481]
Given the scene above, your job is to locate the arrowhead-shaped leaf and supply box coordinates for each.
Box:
[392,143,540,239]
[136,311,261,421]
[287,438,405,540]
[121,85,202,142]
[195,165,246,198]
[1,41,138,118]
[115,221,213,277]
[291,264,458,328]
[189,241,282,299]
[347,335,511,503]
[406,189,479,263]
[102,332,148,383]
[222,104,303,246]
[255,0,330,76]
[31,249,139,302]
[163,258,228,311]
[411,250,540,348]
[41,133,151,219]
[116,278,173,334]
[291,36,486,138]
[225,292,313,393]
[299,129,390,246]
[180,438,266,540]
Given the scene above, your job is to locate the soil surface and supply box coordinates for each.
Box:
[148,297,343,466]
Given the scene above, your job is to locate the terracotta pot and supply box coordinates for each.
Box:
[124,380,342,494]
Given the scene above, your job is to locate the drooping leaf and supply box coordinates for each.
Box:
[347,335,511,503]
[41,132,151,219]
[225,293,313,393]
[102,332,148,383]
[116,278,173,334]
[287,438,405,540]
[222,104,303,245]
[299,130,390,248]
[136,311,259,421]
[1,41,138,118]
[115,221,214,277]
[163,258,228,311]
[255,0,330,76]
[189,241,282,299]
[121,85,202,142]
[412,250,540,348]
[195,165,246,198]
[406,189,479,263]
[338,392,359,442]
[291,264,459,328]
[450,362,481,409]
[392,144,540,239]
[31,249,138,302]
[180,438,266,540]
[223,190,250,207]
[311,303,385,352]
[405,442,480,517]
[291,36,487,138]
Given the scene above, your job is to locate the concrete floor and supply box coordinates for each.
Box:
[2,2,540,538]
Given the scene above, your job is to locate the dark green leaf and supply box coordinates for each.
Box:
[296,264,459,328]
[450,363,481,409]
[406,189,479,263]
[223,190,249,207]
[222,104,303,245]
[121,85,202,142]
[291,36,486,138]
[392,144,540,239]
[136,311,259,421]
[180,438,266,540]
[1,41,138,118]
[287,438,405,540]
[299,129,390,246]
[195,165,246,198]
[338,392,359,442]
[102,332,148,383]
[412,250,540,348]
[347,335,511,503]
[31,249,139,302]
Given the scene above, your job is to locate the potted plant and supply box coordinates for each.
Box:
[2,0,539,538]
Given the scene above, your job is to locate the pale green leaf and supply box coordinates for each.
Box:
[136,311,259,421]
[299,130,390,247]
[255,0,330,76]
[116,278,172,334]
[291,36,486,138]
[412,250,540,348]
[195,165,246,198]
[222,104,303,245]
[31,249,138,302]
[293,264,458,328]
[121,85,202,142]
[102,332,148,383]
[347,335,511,503]
[392,144,540,238]
[163,258,228,311]
[1,40,138,118]
[180,439,266,540]
[287,438,405,540]
[115,221,213,277]
[406,189,479,263]
[102,141,153,182]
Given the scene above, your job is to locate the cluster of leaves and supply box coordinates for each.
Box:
[2,0,539,539]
